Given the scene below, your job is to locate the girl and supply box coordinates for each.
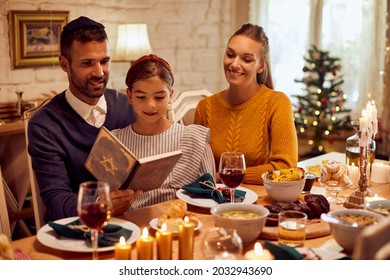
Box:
[114,54,215,209]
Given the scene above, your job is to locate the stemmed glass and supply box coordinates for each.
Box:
[202,227,243,260]
[219,152,246,203]
[319,164,352,205]
[77,181,112,260]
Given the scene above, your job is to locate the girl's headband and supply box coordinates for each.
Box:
[129,54,174,85]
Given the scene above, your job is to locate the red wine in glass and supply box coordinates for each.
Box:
[219,169,245,189]
[219,152,246,203]
[79,203,110,229]
[78,181,112,260]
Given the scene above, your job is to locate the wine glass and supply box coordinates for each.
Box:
[77,181,112,260]
[219,152,246,203]
[202,227,243,260]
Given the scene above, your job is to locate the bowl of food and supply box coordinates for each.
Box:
[210,203,269,245]
[365,199,390,216]
[321,209,386,253]
[262,168,306,202]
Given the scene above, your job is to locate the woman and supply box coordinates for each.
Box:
[195,23,298,185]
[113,54,215,209]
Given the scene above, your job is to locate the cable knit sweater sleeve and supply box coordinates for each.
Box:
[195,86,298,185]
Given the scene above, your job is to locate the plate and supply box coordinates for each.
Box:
[176,185,258,209]
[37,217,141,253]
[149,218,203,235]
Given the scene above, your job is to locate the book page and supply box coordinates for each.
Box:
[126,150,182,191]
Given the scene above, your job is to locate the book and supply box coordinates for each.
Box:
[85,126,182,191]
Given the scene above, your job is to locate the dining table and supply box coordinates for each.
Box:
[10,152,390,260]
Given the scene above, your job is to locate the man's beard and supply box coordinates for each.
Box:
[69,68,108,98]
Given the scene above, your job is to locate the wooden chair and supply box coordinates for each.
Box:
[23,98,51,231]
[0,167,12,239]
[167,89,212,125]
[353,216,390,260]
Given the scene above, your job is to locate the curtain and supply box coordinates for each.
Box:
[249,0,387,120]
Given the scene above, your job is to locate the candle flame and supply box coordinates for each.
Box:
[184,216,189,222]
[254,242,263,256]
[119,236,126,245]
[142,227,149,237]
[161,223,167,231]
[351,162,355,167]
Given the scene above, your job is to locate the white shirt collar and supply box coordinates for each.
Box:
[65,88,107,121]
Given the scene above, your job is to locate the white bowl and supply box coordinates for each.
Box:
[210,203,269,245]
[261,173,305,202]
[365,199,390,216]
[322,209,386,253]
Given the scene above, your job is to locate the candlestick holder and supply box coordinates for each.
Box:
[15,90,24,118]
[343,132,374,209]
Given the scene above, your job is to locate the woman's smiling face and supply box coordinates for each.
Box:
[223,35,265,86]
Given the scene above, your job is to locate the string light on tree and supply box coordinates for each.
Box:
[293,45,352,157]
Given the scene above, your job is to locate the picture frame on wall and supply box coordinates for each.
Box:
[8,10,69,69]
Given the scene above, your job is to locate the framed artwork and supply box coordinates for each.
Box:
[8,10,69,68]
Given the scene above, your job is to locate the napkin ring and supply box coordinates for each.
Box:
[199,180,222,198]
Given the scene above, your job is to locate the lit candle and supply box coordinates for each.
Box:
[178,216,195,260]
[348,163,359,189]
[359,116,368,132]
[371,161,390,184]
[136,227,154,260]
[115,236,132,260]
[245,242,274,260]
[156,223,172,260]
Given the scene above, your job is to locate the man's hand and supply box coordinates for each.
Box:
[109,189,142,216]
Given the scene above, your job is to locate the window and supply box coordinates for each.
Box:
[249,0,386,118]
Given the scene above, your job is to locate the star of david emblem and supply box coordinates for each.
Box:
[100,155,118,175]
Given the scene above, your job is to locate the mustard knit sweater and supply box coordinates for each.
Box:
[194,85,298,185]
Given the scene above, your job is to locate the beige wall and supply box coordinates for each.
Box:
[0,0,243,103]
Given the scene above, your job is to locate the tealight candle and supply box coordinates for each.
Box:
[156,223,172,260]
[115,236,131,260]
[371,161,390,184]
[245,242,274,260]
[178,216,195,260]
[136,227,154,260]
[348,163,359,189]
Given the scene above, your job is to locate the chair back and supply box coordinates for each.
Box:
[353,216,390,259]
[23,98,51,231]
[167,89,212,125]
[0,167,12,238]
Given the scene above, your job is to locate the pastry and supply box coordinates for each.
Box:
[166,217,184,231]
[167,199,187,218]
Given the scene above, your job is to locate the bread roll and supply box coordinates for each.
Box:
[167,199,187,218]
[166,217,184,231]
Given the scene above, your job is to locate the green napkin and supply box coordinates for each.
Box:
[182,173,246,203]
[48,218,132,247]
[264,241,304,260]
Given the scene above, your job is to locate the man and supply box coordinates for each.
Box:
[28,16,141,223]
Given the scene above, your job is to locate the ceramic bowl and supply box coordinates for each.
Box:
[365,199,390,216]
[321,209,386,253]
[210,203,269,245]
[262,173,305,202]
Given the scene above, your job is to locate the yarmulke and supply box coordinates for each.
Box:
[63,16,104,32]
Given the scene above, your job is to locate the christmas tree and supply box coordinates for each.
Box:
[293,45,352,156]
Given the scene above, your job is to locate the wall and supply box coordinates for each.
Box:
[0,0,237,104]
